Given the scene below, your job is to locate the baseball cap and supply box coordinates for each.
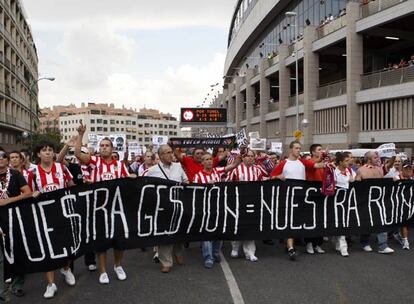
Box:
[402,160,413,168]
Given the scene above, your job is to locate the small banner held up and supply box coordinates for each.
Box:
[170,136,236,148]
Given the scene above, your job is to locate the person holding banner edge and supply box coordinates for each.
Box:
[146,144,189,273]
[229,149,267,262]
[30,141,77,298]
[0,148,32,301]
[270,141,331,261]
[194,151,242,268]
[355,151,394,254]
[75,123,132,284]
[332,152,356,257]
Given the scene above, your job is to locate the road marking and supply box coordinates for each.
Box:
[336,282,349,304]
[219,253,245,304]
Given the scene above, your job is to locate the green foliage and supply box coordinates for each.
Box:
[31,131,63,154]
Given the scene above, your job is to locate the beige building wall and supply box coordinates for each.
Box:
[41,103,181,148]
[0,0,39,150]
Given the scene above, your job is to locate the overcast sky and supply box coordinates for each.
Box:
[23,0,236,116]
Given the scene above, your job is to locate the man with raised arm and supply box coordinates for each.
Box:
[75,123,130,285]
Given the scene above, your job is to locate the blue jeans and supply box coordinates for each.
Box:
[201,241,222,262]
[360,232,389,251]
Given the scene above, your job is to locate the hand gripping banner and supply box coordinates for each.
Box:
[1,177,413,274]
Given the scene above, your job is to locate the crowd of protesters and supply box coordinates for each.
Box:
[0,123,413,301]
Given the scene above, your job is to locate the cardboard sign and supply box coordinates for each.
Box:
[128,141,142,160]
[270,142,283,155]
[152,136,169,146]
[248,132,260,140]
[376,143,396,158]
[250,138,267,151]
[236,129,248,147]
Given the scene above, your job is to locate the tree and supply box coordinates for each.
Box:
[31,131,63,156]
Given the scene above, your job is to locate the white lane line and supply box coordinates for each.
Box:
[219,253,245,304]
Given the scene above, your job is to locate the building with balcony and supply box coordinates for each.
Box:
[40,103,181,148]
[215,0,414,156]
[0,0,39,150]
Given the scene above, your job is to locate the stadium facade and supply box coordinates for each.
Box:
[214,0,414,155]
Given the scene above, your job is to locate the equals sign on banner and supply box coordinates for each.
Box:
[246,204,255,213]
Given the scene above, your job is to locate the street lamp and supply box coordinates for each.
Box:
[29,77,55,155]
[285,11,299,132]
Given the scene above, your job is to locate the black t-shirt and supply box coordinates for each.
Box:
[67,163,84,186]
[0,169,27,198]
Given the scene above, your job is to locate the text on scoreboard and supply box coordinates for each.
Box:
[180,108,227,125]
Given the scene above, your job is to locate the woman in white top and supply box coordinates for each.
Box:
[333,152,356,257]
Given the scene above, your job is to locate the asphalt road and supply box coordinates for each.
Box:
[9,235,414,304]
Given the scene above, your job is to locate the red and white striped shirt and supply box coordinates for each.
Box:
[87,156,129,182]
[230,163,265,182]
[21,168,35,191]
[33,162,73,193]
[80,165,91,179]
[193,167,227,184]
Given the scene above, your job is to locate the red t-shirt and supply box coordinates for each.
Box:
[306,166,324,181]
[181,155,219,182]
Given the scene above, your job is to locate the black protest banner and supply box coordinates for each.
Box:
[1,177,414,274]
[169,136,236,148]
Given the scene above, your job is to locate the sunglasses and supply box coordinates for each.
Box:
[0,151,7,159]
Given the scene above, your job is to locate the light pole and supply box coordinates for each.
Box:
[29,77,55,155]
[285,11,299,133]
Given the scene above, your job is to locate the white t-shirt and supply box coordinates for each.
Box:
[384,167,400,179]
[280,159,306,180]
[334,167,356,189]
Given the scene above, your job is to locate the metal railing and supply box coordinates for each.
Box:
[361,65,414,90]
[317,79,347,99]
[288,93,304,107]
[316,14,347,39]
[0,82,31,108]
[269,102,279,112]
[268,55,279,66]
[361,0,406,18]
[288,39,304,57]
[0,112,30,130]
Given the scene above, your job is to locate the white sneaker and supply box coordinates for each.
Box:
[43,283,57,299]
[99,272,109,284]
[362,245,373,252]
[246,255,258,262]
[114,266,127,281]
[402,239,410,250]
[88,264,97,271]
[378,247,394,254]
[231,249,239,258]
[306,242,314,254]
[315,246,325,254]
[340,248,349,257]
[334,241,341,252]
[60,268,76,286]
